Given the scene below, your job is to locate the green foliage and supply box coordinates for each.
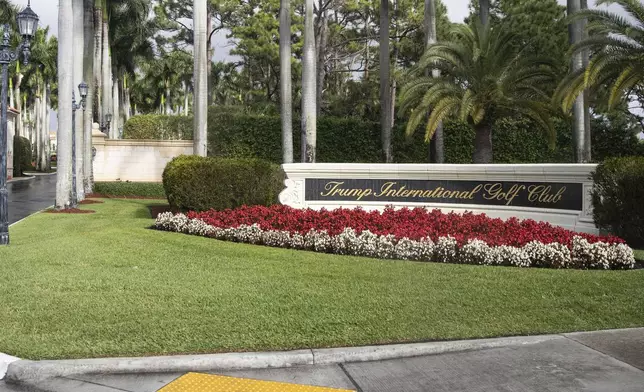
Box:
[591,157,644,248]
[93,182,166,198]
[123,114,193,140]
[126,107,644,164]
[555,0,644,112]
[163,155,283,211]
[12,136,32,177]
[399,22,558,162]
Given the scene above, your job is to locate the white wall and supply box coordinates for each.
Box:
[92,132,193,182]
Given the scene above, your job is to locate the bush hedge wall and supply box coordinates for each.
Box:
[12,136,32,177]
[124,108,642,164]
[163,155,283,211]
[591,157,644,248]
[92,182,166,198]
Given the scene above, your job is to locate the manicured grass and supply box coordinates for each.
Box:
[635,249,644,262]
[1,199,643,360]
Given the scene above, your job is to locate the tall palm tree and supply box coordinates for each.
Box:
[556,0,644,156]
[566,0,588,163]
[425,0,444,163]
[93,0,103,125]
[400,23,557,163]
[479,0,490,26]
[279,0,293,163]
[84,0,95,194]
[302,0,317,162]
[57,0,74,209]
[73,0,85,201]
[380,0,392,162]
[193,0,208,156]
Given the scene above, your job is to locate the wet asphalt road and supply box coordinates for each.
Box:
[7,174,57,225]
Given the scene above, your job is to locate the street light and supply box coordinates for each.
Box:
[0,2,38,246]
[71,82,88,208]
[100,113,112,135]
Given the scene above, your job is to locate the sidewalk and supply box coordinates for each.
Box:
[2,328,643,392]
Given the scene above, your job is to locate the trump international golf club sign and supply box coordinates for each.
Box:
[279,164,598,233]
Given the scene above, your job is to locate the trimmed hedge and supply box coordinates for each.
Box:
[92,182,166,198]
[125,109,578,164]
[591,157,644,248]
[12,136,32,177]
[163,155,283,211]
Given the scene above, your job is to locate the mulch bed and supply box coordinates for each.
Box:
[45,208,95,214]
[148,204,176,219]
[87,193,165,200]
[80,199,104,205]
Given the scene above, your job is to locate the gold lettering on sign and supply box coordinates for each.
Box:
[317,180,568,206]
[528,185,565,204]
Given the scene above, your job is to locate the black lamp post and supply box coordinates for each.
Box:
[0,2,38,246]
[71,82,88,208]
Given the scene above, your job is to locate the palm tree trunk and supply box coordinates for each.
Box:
[14,72,22,137]
[102,17,111,138]
[473,123,493,164]
[193,0,208,156]
[364,11,370,80]
[39,87,48,171]
[581,0,591,161]
[425,0,444,163]
[94,1,102,124]
[165,86,172,115]
[45,88,51,171]
[183,81,189,116]
[302,0,317,162]
[479,0,489,26]
[34,89,41,171]
[73,0,85,201]
[316,0,329,116]
[113,69,120,137]
[568,0,587,163]
[84,0,95,193]
[280,0,293,163]
[57,0,74,209]
[380,0,392,163]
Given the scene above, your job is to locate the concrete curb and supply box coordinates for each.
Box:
[22,172,56,177]
[0,353,20,380]
[7,176,35,183]
[5,334,565,383]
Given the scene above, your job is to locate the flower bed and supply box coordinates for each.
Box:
[155,206,635,270]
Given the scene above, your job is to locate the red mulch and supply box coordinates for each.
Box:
[80,199,104,205]
[45,208,95,214]
[86,193,164,200]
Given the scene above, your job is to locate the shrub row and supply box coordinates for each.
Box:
[162,155,283,211]
[155,209,635,270]
[124,108,643,164]
[92,182,166,198]
[13,136,32,177]
[592,157,644,248]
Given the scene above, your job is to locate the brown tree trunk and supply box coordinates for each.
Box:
[473,123,493,164]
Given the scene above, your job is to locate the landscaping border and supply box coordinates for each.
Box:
[155,212,635,270]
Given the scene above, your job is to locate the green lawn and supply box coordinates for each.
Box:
[1,199,643,360]
[635,249,644,262]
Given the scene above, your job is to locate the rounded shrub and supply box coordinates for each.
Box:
[163,155,283,211]
[591,157,644,248]
[13,136,32,177]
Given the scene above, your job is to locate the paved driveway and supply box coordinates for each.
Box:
[7,174,56,225]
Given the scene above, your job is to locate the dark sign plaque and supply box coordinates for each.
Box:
[305,179,583,211]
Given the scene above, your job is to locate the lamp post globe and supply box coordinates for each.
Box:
[0,3,38,246]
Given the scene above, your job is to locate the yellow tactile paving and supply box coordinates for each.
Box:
[158,372,355,392]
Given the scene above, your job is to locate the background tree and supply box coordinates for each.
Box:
[400,23,557,163]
